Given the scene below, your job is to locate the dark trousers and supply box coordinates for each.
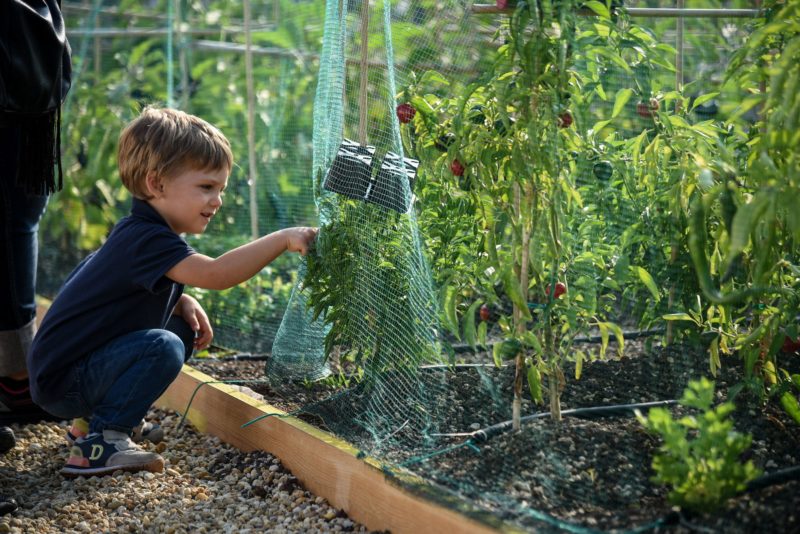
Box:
[0,127,48,376]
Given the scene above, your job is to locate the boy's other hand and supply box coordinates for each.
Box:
[284,227,318,256]
[175,294,214,350]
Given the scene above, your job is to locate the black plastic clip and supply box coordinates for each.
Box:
[323,139,419,214]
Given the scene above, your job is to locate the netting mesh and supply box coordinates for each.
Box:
[270,0,448,448]
[47,1,797,531]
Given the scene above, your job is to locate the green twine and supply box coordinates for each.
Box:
[177,378,272,427]
[240,408,301,428]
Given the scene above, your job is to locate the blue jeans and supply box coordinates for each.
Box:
[0,127,48,376]
[40,316,195,434]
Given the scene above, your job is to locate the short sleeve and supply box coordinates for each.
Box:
[129,228,195,293]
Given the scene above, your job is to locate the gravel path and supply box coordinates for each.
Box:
[0,411,370,533]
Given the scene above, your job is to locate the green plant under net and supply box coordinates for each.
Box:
[268,0,449,450]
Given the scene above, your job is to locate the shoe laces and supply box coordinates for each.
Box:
[101,430,138,451]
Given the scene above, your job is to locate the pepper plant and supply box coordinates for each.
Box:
[680,0,800,422]
[402,1,647,426]
[305,197,440,374]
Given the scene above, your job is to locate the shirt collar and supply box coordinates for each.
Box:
[131,197,170,227]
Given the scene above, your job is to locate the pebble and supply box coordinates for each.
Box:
[0,411,371,533]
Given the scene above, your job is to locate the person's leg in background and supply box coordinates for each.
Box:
[0,126,54,425]
[0,425,18,516]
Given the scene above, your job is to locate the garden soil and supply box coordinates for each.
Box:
[194,342,800,534]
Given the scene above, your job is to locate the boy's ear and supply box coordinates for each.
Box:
[145,172,163,197]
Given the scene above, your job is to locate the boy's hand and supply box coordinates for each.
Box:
[284,227,318,256]
[175,294,213,350]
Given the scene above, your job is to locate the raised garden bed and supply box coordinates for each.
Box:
[190,343,800,533]
[155,365,499,534]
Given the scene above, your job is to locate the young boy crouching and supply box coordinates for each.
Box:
[28,107,317,477]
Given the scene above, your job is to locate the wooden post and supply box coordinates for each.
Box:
[244,0,259,240]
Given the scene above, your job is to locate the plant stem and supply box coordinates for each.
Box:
[666,241,679,345]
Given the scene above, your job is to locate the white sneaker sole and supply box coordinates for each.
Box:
[60,457,164,478]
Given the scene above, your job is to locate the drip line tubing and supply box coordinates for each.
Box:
[473,399,678,442]
[745,465,800,493]
[199,352,271,361]
[451,328,665,353]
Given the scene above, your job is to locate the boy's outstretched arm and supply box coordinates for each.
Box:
[166,227,317,290]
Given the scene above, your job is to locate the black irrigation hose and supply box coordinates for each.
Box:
[472,399,678,442]
[201,352,271,361]
[744,465,800,493]
[451,328,665,353]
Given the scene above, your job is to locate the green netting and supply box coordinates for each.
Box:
[45,1,800,531]
[269,0,448,447]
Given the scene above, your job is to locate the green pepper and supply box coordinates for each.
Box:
[593,160,613,181]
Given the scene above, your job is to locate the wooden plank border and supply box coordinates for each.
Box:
[156,365,504,534]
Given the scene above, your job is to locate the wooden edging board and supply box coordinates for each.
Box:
[155,365,505,534]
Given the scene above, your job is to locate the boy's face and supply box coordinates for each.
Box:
[147,167,229,235]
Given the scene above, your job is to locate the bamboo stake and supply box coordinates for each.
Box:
[357,0,370,146]
[667,0,685,345]
[676,0,684,92]
[244,0,259,240]
[512,184,523,432]
[166,0,174,107]
[177,0,189,109]
[512,183,532,431]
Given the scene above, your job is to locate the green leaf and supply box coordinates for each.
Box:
[729,196,769,259]
[663,313,694,322]
[442,286,460,339]
[527,364,544,405]
[633,266,661,302]
[583,1,610,17]
[590,119,612,134]
[710,337,720,377]
[779,392,800,425]
[598,322,609,358]
[463,300,482,349]
[502,265,532,321]
[477,320,488,347]
[612,88,633,118]
[667,115,693,130]
[691,92,720,111]
[521,331,542,354]
[418,70,450,88]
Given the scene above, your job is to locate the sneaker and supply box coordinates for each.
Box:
[65,417,90,445]
[0,376,60,425]
[61,430,164,478]
[0,496,18,516]
[0,426,15,454]
[132,420,164,444]
[66,418,164,446]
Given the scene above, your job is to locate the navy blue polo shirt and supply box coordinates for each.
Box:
[28,198,195,405]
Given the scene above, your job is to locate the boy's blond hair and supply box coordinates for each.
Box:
[118,107,233,199]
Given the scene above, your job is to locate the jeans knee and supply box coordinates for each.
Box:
[152,330,185,377]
